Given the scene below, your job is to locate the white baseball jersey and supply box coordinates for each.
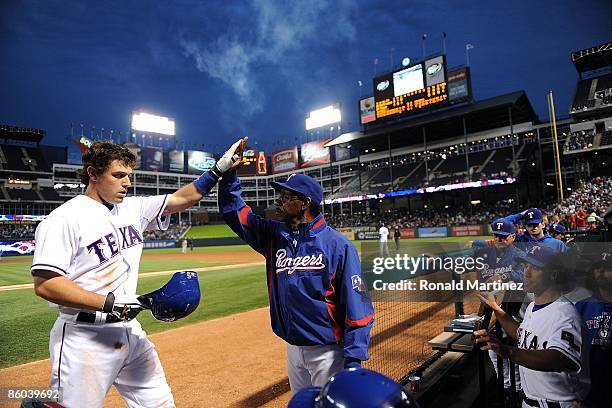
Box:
[31,194,174,408]
[31,194,169,310]
[516,296,590,402]
[378,226,389,242]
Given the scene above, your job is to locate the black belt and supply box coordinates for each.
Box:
[523,396,561,408]
[76,312,98,323]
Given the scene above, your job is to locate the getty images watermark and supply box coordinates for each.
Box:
[359,242,525,295]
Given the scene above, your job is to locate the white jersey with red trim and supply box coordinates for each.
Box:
[517,296,590,402]
[31,194,169,311]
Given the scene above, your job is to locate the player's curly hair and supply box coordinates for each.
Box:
[80,141,136,185]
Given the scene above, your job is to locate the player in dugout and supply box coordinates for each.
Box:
[575,249,612,408]
[218,137,374,394]
[471,208,569,254]
[475,245,590,408]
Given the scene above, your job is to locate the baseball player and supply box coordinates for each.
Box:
[469,218,526,395]
[574,249,612,408]
[218,150,374,393]
[472,208,569,254]
[30,139,243,408]
[475,245,590,408]
[549,223,566,241]
[378,223,390,256]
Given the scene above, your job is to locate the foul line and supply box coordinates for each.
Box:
[0,261,265,292]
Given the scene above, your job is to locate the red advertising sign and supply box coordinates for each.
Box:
[451,225,484,237]
[256,151,268,175]
[300,139,331,168]
[400,228,416,238]
[272,146,299,174]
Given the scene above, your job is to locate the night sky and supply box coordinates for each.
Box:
[1,1,610,153]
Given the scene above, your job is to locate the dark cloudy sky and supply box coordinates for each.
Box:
[1,1,610,152]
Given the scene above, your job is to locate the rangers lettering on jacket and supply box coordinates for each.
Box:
[480,264,513,280]
[275,249,326,274]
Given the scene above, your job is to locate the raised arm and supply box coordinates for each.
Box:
[218,171,276,255]
[163,138,247,215]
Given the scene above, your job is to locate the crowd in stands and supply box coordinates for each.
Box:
[564,129,595,152]
[327,200,519,229]
[143,223,190,241]
[327,176,610,231]
[548,176,610,230]
[0,223,36,239]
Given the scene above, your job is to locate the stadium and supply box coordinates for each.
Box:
[1,27,611,408]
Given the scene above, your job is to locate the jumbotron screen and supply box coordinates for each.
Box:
[373,55,449,122]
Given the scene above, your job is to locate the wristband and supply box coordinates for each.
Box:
[193,170,218,194]
[103,292,115,313]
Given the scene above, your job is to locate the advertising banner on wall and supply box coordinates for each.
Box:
[359,97,376,124]
[0,240,36,255]
[237,148,258,176]
[256,151,268,175]
[400,228,416,238]
[451,225,484,237]
[168,150,185,173]
[187,151,216,174]
[334,144,353,161]
[123,143,142,170]
[272,146,299,173]
[448,67,472,102]
[417,227,449,238]
[300,138,331,168]
[142,146,164,172]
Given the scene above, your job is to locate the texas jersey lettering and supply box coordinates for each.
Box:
[516,297,589,403]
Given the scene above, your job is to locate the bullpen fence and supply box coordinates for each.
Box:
[359,241,481,382]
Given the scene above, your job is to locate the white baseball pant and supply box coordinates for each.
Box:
[286,343,344,394]
[48,316,175,408]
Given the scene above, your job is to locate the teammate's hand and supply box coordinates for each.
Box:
[103,292,147,323]
[475,292,503,312]
[473,329,510,358]
[212,137,248,177]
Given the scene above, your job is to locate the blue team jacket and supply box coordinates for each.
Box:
[217,172,374,361]
[473,213,569,254]
[473,243,526,283]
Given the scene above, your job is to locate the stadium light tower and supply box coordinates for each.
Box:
[305,105,342,131]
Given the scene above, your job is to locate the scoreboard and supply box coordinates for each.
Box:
[373,55,449,122]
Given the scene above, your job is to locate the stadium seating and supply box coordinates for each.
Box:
[601,130,612,147]
[39,187,62,201]
[5,188,40,201]
[564,129,595,152]
[0,145,50,172]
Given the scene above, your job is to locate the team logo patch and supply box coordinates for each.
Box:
[351,275,365,292]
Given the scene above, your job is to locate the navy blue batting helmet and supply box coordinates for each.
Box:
[138,271,201,322]
[288,368,419,408]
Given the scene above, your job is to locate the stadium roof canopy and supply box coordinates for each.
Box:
[326,90,538,150]
[0,125,45,144]
[571,41,612,74]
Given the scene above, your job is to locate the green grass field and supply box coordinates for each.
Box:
[185,224,237,239]
[0,236,486,368]
[0,264,268,368]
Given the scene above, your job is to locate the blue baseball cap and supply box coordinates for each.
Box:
[523,208,543,225]
[551,223,566,234]
[491,218,515,236]
[518,245,557,268]
[271,173,323,205]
